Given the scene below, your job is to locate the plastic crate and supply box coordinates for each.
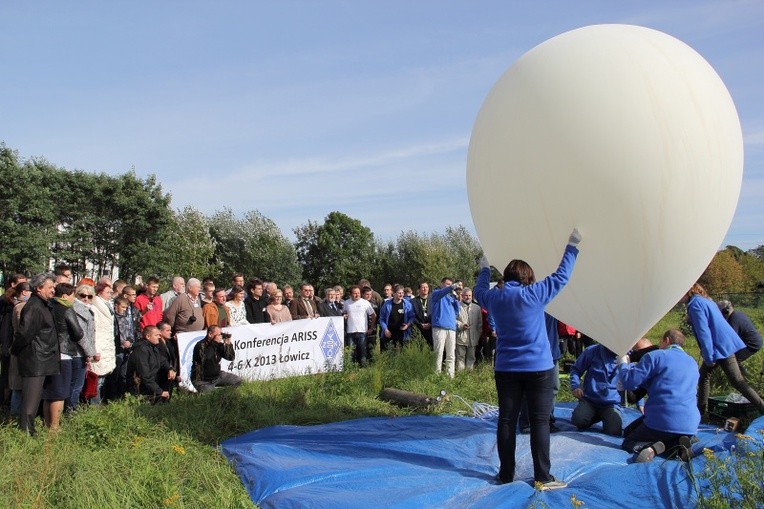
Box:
[708,395,756,419]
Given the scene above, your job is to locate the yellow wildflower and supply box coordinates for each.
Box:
[163,493,180,506]
[534,481,544,491]
[131,436,145,448]
[735,433,752,441]
[172,444,187,455]
[702,448,714,459]
[571,494,585,507]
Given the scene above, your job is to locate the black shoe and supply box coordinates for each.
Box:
[520,426,531,434]
[678,436,693,462]
[635,441,665,463]
[494,474,511,485]
[549,423,561,433]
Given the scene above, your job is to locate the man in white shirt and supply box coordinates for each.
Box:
[343,285,377,367]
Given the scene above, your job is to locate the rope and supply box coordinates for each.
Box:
[451,393,499,419]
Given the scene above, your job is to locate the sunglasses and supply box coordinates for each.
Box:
[78,294,94,300]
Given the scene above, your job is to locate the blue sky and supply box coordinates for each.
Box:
[2,1,762,250]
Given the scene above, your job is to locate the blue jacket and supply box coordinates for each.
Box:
[570,344,620,408]
[545,313,561,362]
[686,295,745,364]
[430,286,460,330]
[378,298,415,341]
[619,345,700,436]
[474,244,578,372]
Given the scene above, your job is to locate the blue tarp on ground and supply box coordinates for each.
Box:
[221,403,761,509]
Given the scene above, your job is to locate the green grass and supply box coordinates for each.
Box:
[1,308,763,508]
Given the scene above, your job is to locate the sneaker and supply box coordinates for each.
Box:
[678,436,694,462]
[635,441,665,463]
[538,478,568,491]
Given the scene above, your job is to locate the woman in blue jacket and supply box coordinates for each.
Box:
[474,229,580,490]
[683,283,764,415]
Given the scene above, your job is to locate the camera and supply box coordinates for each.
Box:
[221,332,232,340]
[188,315,197,323]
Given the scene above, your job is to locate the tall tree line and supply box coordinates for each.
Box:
[2,143,762,295]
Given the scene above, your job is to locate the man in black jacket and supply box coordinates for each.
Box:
[191,326,241,393]
[12,272,58,435]
[244,278,269,324]
[126,325,175,403]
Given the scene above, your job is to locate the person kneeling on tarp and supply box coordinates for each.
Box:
[569,343,622,436]
[618,329,699,463]
[126,325,176,404]
[191,326,242,393]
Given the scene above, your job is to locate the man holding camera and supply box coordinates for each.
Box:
[191,326,242,393]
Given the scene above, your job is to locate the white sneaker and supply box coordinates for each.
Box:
[539,478,568,491]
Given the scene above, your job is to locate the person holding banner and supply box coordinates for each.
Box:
[191,326,241,393]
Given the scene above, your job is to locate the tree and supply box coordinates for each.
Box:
[0,146,56,275]
[699,248,747,294]
[374,226,483,290]
[158,206,218,281]
[294,211,377,291]
[208,209,300,285]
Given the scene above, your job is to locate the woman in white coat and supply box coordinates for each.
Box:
[90,281,116,404]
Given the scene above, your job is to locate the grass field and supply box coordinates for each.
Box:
[1,306,762,508]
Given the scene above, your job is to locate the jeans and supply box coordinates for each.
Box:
[571,398,623,436]
[698,355,764,414]
[89,375,107,405]
[348,333,368,367]
[68,356,87,410]
[495,368,555,483]
[735,347,760,379]
[194,371,242,393]
[519,361,560,428]
[433,327,456,377]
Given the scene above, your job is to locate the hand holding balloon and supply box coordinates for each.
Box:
[568,228,582,247]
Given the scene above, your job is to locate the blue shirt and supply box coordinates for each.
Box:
[378,298,415,340]
[474,244,578,372]
[686,295,745,364]
[619,345,700,435]
[570,344,620,408]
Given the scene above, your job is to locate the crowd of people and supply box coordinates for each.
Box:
[2,247,763,493]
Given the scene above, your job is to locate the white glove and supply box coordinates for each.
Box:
[568,228,582,247]
[617,354,630,365]
[479,254,490,270]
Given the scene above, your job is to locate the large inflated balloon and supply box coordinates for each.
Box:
[467,24,743,356]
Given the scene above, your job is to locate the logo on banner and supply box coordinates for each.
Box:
[320,319,342,361]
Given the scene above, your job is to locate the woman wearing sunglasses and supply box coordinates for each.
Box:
[71,284,97,410]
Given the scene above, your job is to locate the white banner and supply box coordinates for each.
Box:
[177,317,344,391]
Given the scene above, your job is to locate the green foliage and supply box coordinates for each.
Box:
[208,208,301,286]
[375,226,482,289]
[294,211,377,290]
[692,433,764,509]
[156,206,219,281]
[0,145,57,274]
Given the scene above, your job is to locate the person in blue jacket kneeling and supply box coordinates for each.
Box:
[570,343,622,436]
[619,329,699,463]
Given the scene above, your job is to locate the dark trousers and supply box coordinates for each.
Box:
[194,371,242,393]
[735,346,760,378]
[698,355,764,414]
[622,416,683,454]
[19,375,46,435]
[495,368,555,483]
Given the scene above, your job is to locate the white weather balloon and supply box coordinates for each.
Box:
[467,24,743,355]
